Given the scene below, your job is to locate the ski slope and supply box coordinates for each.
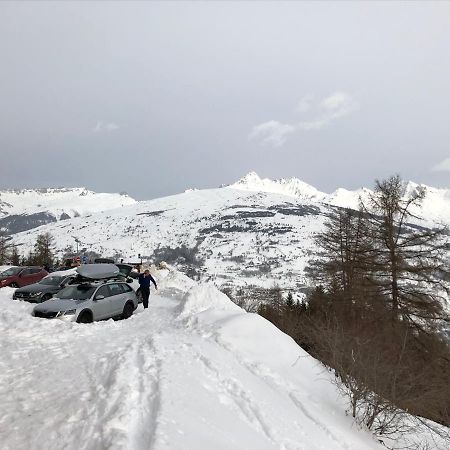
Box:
[0,269,385,450]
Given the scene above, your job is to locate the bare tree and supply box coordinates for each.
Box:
[364,175,449,325]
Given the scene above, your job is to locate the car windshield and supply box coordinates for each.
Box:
[39,276,64,286]
[0,267,21,277]
[56,285,96,300]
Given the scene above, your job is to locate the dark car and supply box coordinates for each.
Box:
[13,273,75,303]
[0,266,49,288]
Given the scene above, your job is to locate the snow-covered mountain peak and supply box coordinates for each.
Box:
[0,187,137,234]
[228,172,326,201]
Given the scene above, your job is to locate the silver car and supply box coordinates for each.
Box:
[33,280,138,323]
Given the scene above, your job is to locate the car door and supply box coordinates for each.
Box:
[30,268,42,284]
[107,283,126,316]
[18,268,35,287]
[92,285,112,320]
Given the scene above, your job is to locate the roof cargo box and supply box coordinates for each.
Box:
[76,264,120,280]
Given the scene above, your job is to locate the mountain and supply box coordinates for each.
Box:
[228,171,326,201]
[9,173,450,292]
[230,173,450,226]
[12,186,327,291]
[0,187,136,234]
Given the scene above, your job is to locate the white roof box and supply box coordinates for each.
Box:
[76,264,120,280]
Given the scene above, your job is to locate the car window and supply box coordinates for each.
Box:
[39,276,64,286]
[108,283,123,296]
[61,276,74,285]
[31,268,41,274]
[21,268,33,276]
[95,285,110,299]
[56,285,96,300]
[1,267,21,277]
[122,284,133,293]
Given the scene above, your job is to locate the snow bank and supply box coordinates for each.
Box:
[177,283,242,318]
[157,267,196,295]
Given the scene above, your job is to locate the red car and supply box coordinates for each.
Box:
[0,266,49,288]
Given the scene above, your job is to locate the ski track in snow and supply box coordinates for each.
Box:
[0,284,384,450]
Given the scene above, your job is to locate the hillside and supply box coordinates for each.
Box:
[228,172,450,227]
[10,173,450,291]
[0,188,136,234]
[12,187,329,290]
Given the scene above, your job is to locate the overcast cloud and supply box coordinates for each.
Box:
[0,1,449,200]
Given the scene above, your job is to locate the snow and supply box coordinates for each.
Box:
[229,172,450,227]
[228,172,327,201]
[0,187,136,220]
[0,272,388,450]
[177,284,242,317]
[12,187,326,291]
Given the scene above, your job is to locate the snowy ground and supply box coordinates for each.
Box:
[0,270,443,450]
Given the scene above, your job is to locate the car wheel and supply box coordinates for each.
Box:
[10,283,18,288]
[76,311,93,324]
[41,294,52,302]
[122,302,134,320]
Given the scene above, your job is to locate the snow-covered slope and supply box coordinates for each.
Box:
[1,271,446,449]
[0,187,136,234]
[0,187,136,218]
[11,173,450,291]
[230,172,450,226]
[12,187,328,290]
[0,273,383,450]
[326,181,450,227]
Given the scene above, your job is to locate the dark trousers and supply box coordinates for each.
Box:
[141,287,150,308]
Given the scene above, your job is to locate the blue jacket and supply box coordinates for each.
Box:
[139,273,157,289]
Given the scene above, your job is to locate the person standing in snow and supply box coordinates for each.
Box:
[138,269,158,309]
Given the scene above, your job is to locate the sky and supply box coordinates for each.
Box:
[1,1,450,200]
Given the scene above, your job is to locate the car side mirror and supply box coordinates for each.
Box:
[95,295,105,300]
[126,277,132,283]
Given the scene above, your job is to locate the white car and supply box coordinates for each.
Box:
[32,264,138,323]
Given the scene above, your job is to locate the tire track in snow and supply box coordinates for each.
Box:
[84,336,162,450]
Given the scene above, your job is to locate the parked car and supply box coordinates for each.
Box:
[13,271,76,303]
[33,280,138,323]
[0,266,48,288]
[33,264,138,323]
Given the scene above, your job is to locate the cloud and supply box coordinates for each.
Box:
[431,157,450,172]
[93,121,119,133]
[248,120,295,147]
[249,92,358,147]
[299,91,358,131]
[296,94,314,113]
